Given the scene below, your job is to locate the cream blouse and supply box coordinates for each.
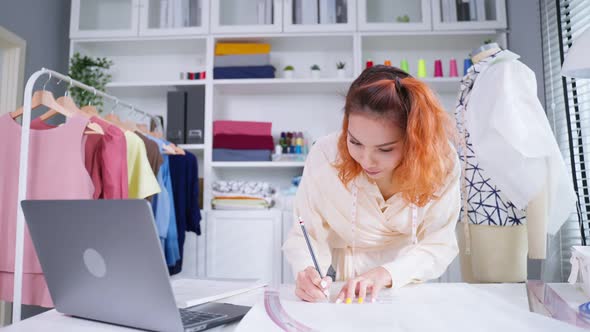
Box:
[282,132,461,289]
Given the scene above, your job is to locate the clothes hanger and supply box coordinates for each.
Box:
[137,123,149,133]
[122,106,140,132]
[80,88,99,116]
[149,116,165,139]
[136,114,153,134]
[8,74,103,135]
[103,99,131,132]
[470,42,501,64]
[133,113,175,154]
[9,74,69,119]
[169,143,185,155]
[38,78,104,135]
[143,115,176,155]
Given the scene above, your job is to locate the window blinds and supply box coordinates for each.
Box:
[541,0,590,280]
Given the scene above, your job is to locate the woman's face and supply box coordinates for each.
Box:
[346,112,405,182]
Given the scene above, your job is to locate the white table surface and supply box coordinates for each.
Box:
[1,283,586,331]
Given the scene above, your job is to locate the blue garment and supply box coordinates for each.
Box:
[168,152,202,275]
[212,148,271,161]
[146,136,181,267]
[213,65,275,79]
[150,166,170,248]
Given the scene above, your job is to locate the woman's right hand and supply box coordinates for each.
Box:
[295,266,332,302]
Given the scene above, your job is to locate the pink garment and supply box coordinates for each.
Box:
[213,120,272,136]
[31,117,128,199]
[0,114,94,307]
[88,116,128,199]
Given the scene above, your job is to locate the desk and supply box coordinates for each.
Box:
[1,283,587,331]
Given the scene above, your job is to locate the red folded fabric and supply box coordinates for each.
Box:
[213,120,272,136]
[213,134,274,150]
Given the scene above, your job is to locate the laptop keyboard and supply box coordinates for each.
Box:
[180,308,228,326]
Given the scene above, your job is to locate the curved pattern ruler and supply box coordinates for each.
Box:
[264,289,317,332]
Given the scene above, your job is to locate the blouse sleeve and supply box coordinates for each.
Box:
[381,155,461,289]
[282,144,333,278]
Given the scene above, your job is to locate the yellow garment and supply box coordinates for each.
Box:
[125,131,161,199]
[215,43,271,55]
[282,132,461,289]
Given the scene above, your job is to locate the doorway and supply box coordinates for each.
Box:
[0,25,26,114]
[0,25,25,326]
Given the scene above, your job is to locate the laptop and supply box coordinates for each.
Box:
[21,199,251,332]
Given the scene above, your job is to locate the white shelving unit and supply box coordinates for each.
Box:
[283,0,356,33]
[432,0,507,31]
[70,0,209,38]
[210,0,283,34]
[69,0,508,283]
[106,80,207,88]
[358,0,432,32]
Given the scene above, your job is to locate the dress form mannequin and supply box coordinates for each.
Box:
[456,43,549,283]
[470,42,501,64]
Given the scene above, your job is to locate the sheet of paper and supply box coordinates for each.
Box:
[171,278,267,308]
[236,283,586,332]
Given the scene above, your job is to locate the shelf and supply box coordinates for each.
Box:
[214,78,352,85]
[179,144,205,150]
[213,78,353,94]
[213,31,355,39]
[72,36,208,43]
[211,161,305,168]
[359,30,500,37]
[106,80,207,88]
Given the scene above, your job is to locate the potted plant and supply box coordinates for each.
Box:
[68,52,113,110]
[336,62,346,78]
[310,64,321,79]
[283,65,295,79]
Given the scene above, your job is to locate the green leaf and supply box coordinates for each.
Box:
[68,52,113,110]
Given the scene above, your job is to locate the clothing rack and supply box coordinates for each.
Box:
[12,68,157,323]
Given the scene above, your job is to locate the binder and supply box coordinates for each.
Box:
[335,0,347,23]
[189,0,201,26]
[257,1,266,25]
[457,0,470,21]
[160,0,168,28]
[294,0,302,24]
[186,87,206,144]
[166,91,186,144]
[301,0,319,24]
[469,0,477,21]
[265,0,273,24]
[476,0,486,21]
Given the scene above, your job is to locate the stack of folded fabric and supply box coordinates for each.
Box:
[213,120,274,161]
[214,42,275,79]
[212,180,276,210]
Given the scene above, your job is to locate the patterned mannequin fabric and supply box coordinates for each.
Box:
[455,50,527,227]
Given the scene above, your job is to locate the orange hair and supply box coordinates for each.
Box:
[335,65,456,207]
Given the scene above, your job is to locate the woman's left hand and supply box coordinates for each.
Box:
[335,267,392,304]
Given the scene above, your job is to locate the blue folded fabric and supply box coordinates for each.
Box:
[214,65,276,79]
[213,149,272,161]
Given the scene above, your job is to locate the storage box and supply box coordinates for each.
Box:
[568,246,590,296]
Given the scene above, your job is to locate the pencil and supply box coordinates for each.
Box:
[298,216,323,278]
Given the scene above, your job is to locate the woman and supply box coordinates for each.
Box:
[283,65,461,304]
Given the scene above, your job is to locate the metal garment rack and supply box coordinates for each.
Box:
[11,68,158,323]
